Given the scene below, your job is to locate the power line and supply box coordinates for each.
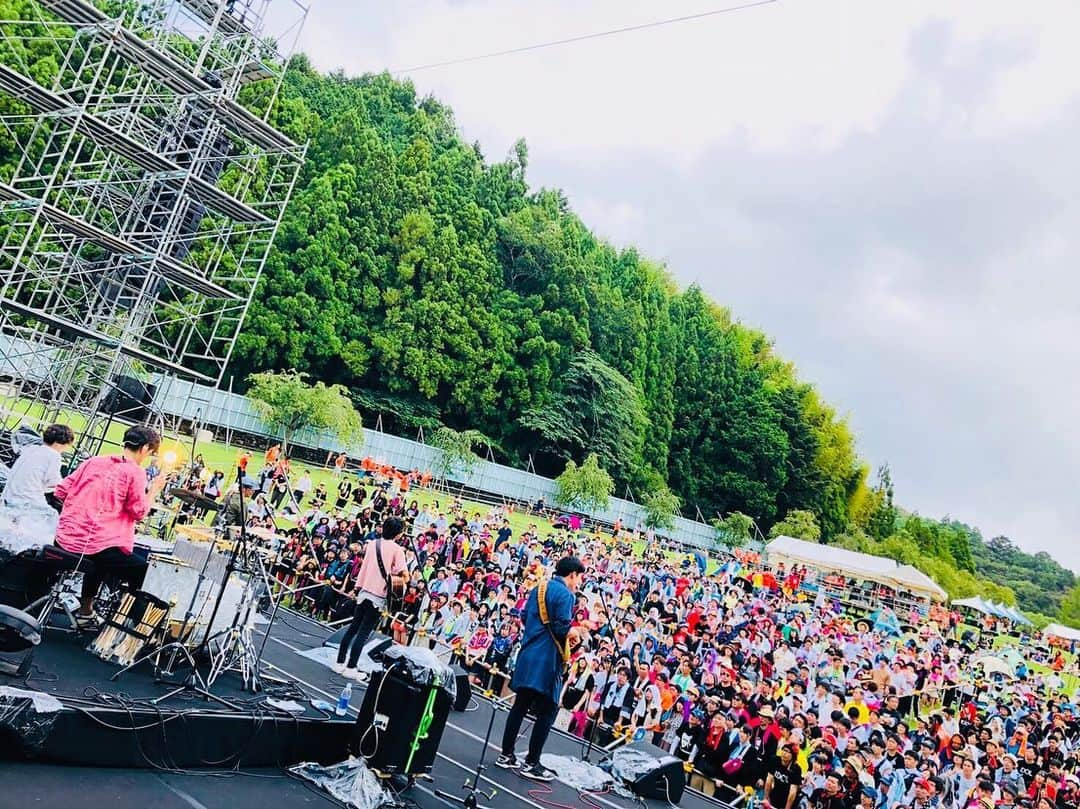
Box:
[391,0,779,74]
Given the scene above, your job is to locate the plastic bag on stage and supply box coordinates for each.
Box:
[9,425,43,454]
[606,745,666,784]
[540,754,615,792]
[0,686,63,751]
[0,502,58,555]
[289,758,394,809]
[380,643,457,701]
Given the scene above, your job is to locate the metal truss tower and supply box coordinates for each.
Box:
[0,0,307,456]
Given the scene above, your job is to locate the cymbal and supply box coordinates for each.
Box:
[170,489,221,510]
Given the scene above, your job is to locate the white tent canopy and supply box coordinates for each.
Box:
[892,564,949,602]
[953,597,1032,625]
[1001,605,1033,626]
[765,536,948,601]
[952,596,990,611]
[1042,622,1080,642]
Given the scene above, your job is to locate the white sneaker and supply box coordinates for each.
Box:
[331,661,346,674]
[344,667,368,682]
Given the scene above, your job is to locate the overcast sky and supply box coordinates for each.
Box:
[293,1,1080,572]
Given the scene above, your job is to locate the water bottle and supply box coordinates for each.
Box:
[336,682,352,716]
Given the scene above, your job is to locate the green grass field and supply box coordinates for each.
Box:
[1,394,559,539]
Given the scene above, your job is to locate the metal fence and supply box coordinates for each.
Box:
[151,376,721,549]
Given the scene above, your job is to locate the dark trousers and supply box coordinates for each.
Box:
[501,687,557,765]
[78,547,148,602]
[337,599,381,667]
[315,584,343,617]
[898,694,914,717]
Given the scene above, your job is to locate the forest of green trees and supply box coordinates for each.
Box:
[238,58,867,537]
[230,58,1077,622]
[0,2,1076,624]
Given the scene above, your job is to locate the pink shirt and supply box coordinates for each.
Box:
[54,456,150,556]
[355,539,407,598]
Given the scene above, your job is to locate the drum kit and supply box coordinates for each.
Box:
[85,486,289,696]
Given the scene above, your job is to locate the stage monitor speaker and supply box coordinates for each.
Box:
[352,665,450,776]
[450,664,472,712]
[624,746,686,804]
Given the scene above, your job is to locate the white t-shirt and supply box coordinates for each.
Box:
[3,443,62,508]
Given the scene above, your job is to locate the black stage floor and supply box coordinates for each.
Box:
[0,763,338,809]
[1,610,728,809]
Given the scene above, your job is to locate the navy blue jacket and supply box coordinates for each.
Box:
[510,576,574,703]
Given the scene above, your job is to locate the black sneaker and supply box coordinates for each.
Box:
[519,762,556,782]
[494,754,519,769]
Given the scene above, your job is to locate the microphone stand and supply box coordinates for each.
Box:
[582,580,624,763]
[435,694,510,809]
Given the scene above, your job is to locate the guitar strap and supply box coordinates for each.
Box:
[374,539,391,595]
[537,579,570,661]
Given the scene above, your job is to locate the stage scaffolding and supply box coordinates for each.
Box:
[0,0,307,455]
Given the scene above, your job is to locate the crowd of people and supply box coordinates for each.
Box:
[13,429,1074,809]
[196,457,1080,809]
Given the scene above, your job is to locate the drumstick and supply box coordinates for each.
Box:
[117,604,166,664]
[94,594,135,654]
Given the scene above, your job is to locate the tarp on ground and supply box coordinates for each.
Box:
[972,656,1015,678]
[869,608,902,636]
[765,536,947,601]
[1042,623,1080,642]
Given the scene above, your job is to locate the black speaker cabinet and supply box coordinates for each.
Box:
[352,666,451,776]
[627,750,686,803]
[102,375,155,420]
[450,664,472,712]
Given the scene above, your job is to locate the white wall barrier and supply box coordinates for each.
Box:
[158,374,717,550]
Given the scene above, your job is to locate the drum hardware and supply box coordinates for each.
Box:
[114,470,290,700]
[139,553,246,644]
[133,534,175,565]
[197,466,266,693]
[111,527,241,710]
[205,553,266,691]
[163,488,220,544]
[170,489,222,511]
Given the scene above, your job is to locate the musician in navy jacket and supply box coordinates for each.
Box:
[496,556,585,781]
